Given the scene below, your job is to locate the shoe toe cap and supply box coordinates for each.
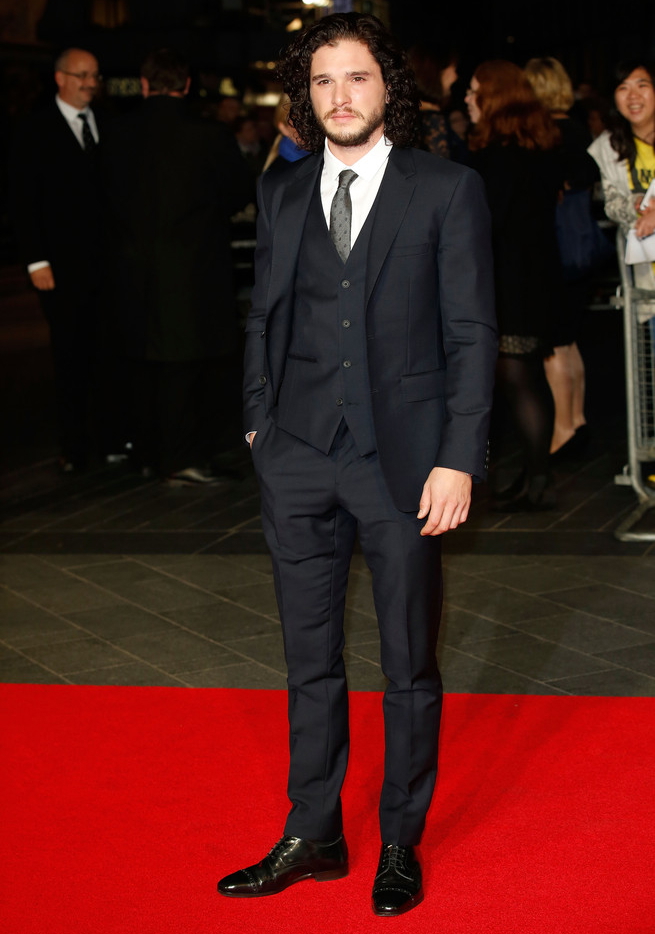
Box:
[372,886,423,916]
[217,868,258,896]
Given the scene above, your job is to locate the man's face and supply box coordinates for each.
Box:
[310,39,387,151]
[55,50,100,110]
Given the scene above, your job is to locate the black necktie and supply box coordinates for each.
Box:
[78,112,96,152]
[329,169,358,262]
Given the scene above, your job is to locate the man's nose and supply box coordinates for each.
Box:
[332,81,351,106]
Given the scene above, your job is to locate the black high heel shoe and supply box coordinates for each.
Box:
[550,425,590,462]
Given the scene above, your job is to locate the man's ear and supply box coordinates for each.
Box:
[140,76,150,98]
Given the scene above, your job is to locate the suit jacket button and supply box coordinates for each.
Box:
[260,330,265,338]
[258,375,267,385]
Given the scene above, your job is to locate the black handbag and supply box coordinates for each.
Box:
[556,188,614,282]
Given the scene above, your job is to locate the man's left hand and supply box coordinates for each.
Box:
[417,467,472,536]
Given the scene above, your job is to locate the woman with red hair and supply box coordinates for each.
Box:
[466,60,563,510]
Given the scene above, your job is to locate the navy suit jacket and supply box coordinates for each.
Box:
[9,100,104,295]
[244,145,498,512]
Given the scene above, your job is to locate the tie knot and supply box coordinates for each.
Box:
[78,112,88,123]
[338,169,358,190]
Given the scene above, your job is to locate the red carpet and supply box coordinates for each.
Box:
[2,686,654,934]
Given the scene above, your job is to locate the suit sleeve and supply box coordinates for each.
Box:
[8,118,48,266]
[434,167,498,480]
[242,174,272,436]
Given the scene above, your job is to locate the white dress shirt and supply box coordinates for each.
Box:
[320,134,393,248]
[55,95,99,148]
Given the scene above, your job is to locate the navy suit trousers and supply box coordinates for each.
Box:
[252,418,444,845]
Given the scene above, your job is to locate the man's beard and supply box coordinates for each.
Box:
[317,105,385,147]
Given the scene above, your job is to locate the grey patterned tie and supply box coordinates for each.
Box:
[78,112,96,152]
[329,169,358,262]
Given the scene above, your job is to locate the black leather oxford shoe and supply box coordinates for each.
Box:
[217,834,348,897]
[371,843,423,917]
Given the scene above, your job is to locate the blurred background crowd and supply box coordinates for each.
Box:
[1,0,655,510]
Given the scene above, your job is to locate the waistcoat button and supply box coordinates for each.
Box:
[341,279,350,289]
[342,319,351,328]
[343,360,351,368]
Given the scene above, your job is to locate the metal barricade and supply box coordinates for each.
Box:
[612,232,655,541]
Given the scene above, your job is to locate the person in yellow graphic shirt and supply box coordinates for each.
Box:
[589,61,655,289]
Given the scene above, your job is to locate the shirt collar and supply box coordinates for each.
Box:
[323,133,393,181]
[56,95,91,123]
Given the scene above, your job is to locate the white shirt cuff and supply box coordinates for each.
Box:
[27,261,51,273]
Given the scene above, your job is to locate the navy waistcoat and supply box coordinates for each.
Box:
[274,180,378,456]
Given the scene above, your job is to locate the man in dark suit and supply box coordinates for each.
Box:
[218,14,497,917]
[103,49,252,483]
[10,48,104,471]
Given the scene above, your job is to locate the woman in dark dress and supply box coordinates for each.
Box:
[465,60,563,510]
[525,56,600,457]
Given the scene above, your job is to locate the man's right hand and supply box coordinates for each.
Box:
[30,267,55,290]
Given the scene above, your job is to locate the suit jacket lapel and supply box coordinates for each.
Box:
[265,148,417,311]
[365,147,417,306]
[267,154,323,308]
[50,101,89,157]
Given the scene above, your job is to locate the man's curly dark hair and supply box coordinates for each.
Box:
[275,12,419,152]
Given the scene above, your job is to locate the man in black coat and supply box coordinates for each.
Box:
[103,49,253,483]
[10,48,104,471]
[217,13,497,918]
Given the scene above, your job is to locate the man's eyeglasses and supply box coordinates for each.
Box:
[60,70,102,82]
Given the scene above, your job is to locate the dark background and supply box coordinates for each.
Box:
[2,0,655,261]
[3,0,655,99]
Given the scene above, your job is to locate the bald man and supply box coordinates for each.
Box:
[10,48,106,471]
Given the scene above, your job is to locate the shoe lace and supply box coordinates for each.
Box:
[266,836,296,861]
[379,844,407,873]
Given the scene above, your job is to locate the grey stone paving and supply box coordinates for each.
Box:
[2,262,655,695]
[1,546,654,694]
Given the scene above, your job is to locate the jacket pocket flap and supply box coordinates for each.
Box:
[400,369,445,402]
[389,242,430,257]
